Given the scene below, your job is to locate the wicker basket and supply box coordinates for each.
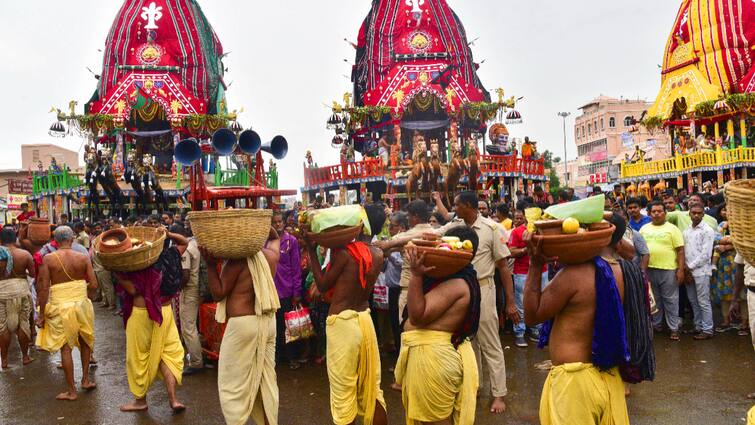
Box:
[724,179,755,265]
[307,225,363,249]
[94,227,166,272]
[188,209,272,259]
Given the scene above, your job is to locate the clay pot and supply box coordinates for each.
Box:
[414,246,473,279]
[28,218,51,244]
[18,222,28,240]
[307,225,363,249]
[98,228,132,254]
[534,220,565,235]
[410,239,441,247]
[532,225,615,265]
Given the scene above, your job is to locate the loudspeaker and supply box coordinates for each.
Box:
[174,138,202,164]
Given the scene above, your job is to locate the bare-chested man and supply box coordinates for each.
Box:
[524,216,630,424]
[116,229,188,413]
[36,226,98,401]
[398,225,482,425]
[305,204,387,425]
[0,228,35,368]
[200,227,281,425]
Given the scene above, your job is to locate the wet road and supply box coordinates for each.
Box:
[1,304,753,425]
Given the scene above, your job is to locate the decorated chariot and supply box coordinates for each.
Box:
[621,0,755,195]
[36,0,295,221]
[301,0,547,208]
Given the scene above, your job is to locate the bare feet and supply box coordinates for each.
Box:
[120,400,148,412]
[390,382,402,392]
[1,362,8,370]
[625,386,631,397]
[56,391,78,401]
[490,396,506,414]
[747,392,755,400]
[22,356,35,366]
[170,402,186,414]
[81,380,97,391]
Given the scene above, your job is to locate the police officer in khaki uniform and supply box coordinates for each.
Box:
[437,191,518,414]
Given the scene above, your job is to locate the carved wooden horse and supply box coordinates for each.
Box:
[445,139,464,206]
[142,154,169,212]
[428,139,443,193]
[406,138,428,202]
[124,151,146,215]
[83,150,101,219]
[98,148,125,219]
[465,138,480,192]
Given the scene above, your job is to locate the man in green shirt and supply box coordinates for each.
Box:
[640,201,686,341]
[666,194,718,233]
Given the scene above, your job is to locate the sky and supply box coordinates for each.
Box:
[0,0,680,189]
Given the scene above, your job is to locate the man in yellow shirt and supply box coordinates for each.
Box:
[640,201,685,341]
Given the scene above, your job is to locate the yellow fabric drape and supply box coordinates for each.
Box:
[326,309,385,425]
[0,278,32,337]
[215,251,280,323]
[36,280,94,353]
[218,315,278,425]
[747,405,755,425]
[394,330,478,425]
[540,363,629,425]
[125,305,184,399]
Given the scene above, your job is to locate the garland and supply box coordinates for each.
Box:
[641,115,665,133]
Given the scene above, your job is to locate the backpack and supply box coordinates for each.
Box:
[155,242,183,297]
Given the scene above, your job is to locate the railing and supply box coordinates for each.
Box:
[621,146,755,179]
[33,168,83,196]
[304,158,385,187]
[214,168,250,187]
[479,155,546,176]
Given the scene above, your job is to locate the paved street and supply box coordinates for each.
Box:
[1,304,753,425]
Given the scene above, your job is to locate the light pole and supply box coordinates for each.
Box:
[557,112,571,187]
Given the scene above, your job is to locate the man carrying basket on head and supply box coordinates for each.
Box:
[199,221,282,425]
[113,229,189,414]
[304,204,388,425]
[396,226,481,425]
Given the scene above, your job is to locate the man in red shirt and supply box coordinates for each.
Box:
[16,204,35,222]
[507,208,549,347]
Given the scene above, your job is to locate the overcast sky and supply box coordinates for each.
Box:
[0,0,679,188]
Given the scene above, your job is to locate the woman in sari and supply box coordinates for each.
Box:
[712,204,740,333]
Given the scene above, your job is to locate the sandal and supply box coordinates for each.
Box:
[288,361,301,370]
[738,328,750,337]
[669,332,680,341]
[693,332,714,340]
[714,325,731,333]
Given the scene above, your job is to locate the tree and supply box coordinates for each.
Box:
[549,168,561,193]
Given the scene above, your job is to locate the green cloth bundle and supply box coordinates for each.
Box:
[309,205,372,235]
[544,194,605,224]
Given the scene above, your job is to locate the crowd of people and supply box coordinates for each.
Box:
[0,180,753,424]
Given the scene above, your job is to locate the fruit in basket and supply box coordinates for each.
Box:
[562,218,580,234]
[462,240,473,251]
[438,243,452,251]
[441,236,460,244]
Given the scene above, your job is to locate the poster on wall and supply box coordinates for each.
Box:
[7,194,28,210]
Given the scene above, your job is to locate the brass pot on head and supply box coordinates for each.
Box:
[238,129,262,155]
[174,138,202,164]
[211,128,237,155]
[262,135,288,160]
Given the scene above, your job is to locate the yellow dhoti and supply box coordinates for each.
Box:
[36,280,94,352]
[217,253,281,425]
[540,363,629,425]
[748,405,755,425]
[394,330,478,425]
[326,309,385,425]
[125,305,184,399]
[0,278,32,338]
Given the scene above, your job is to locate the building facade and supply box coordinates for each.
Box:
[21,144,80,172]
[574,96,670,187]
